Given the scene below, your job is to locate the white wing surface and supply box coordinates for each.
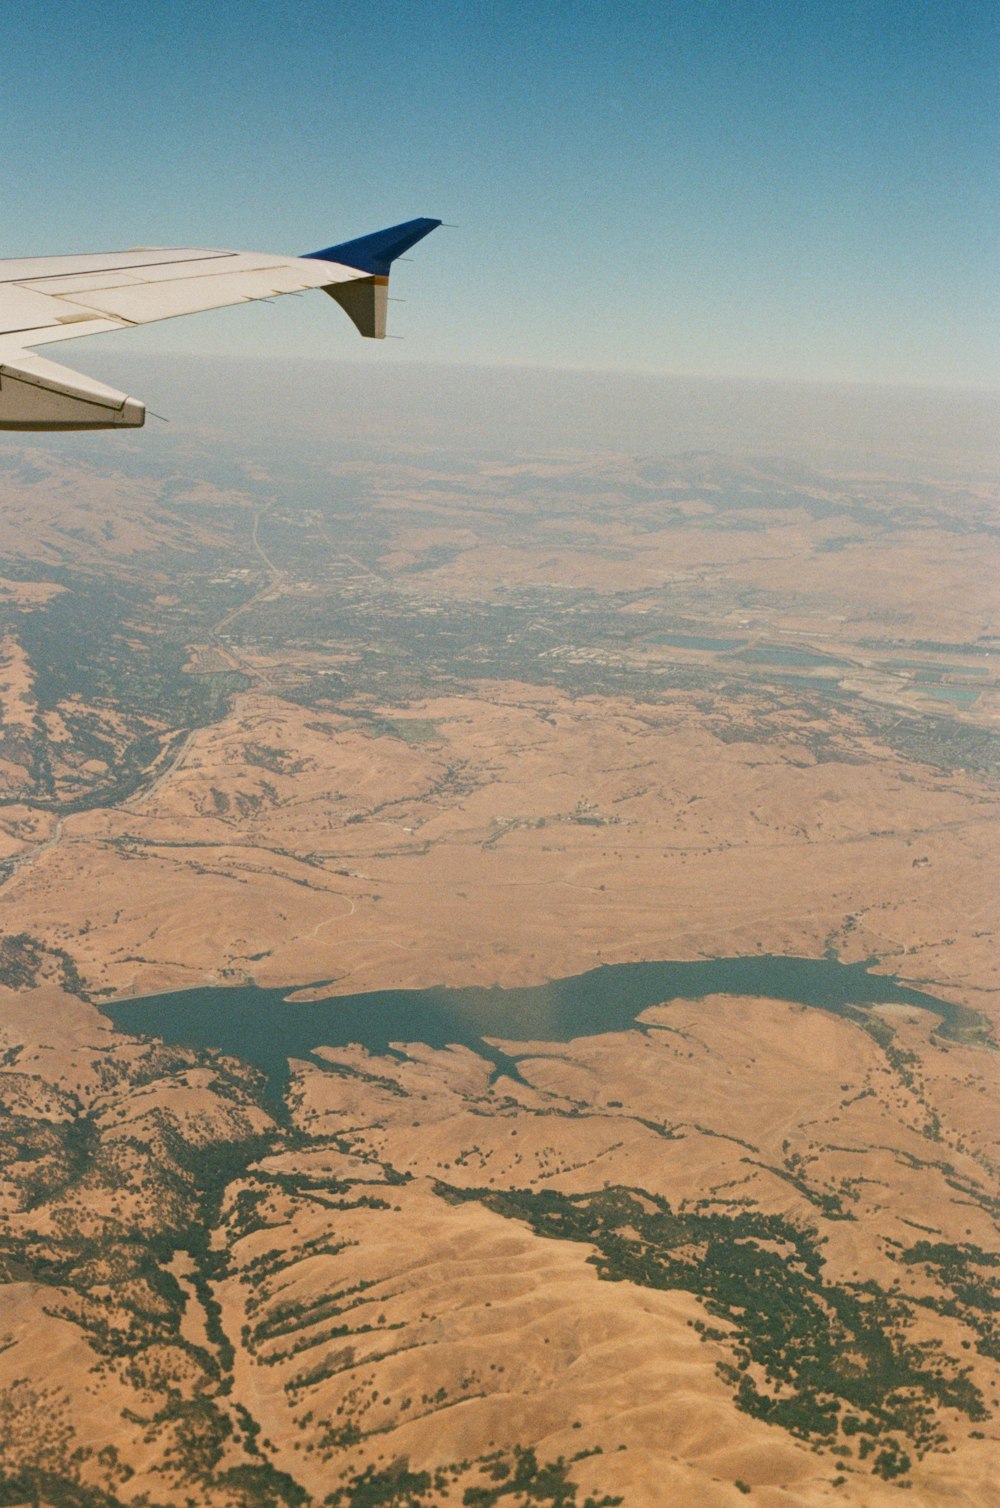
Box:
[0,218,440,430]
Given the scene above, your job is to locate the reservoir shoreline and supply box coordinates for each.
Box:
[104,954,987,1108]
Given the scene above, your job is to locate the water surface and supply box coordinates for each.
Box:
[651,631,748,652]
[738,645,844,669]
[106,955,972,1108]
[924,685,981,705]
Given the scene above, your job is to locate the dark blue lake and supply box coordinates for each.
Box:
[924,685,981,705]
[104,956,973,1108]
[738,645,844,669]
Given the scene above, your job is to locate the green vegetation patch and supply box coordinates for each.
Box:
[214,1461,309,1506]
[900,1240,1000,1360]
[443,1183,986,1474]
[0,1470,129,1507]
[323,1447,622,1507]
[0,933,87,997]
[6,557,250,812]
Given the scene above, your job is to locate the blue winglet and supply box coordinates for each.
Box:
[303,217,441,275]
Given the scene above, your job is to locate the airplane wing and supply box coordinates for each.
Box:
[0,217,440,431]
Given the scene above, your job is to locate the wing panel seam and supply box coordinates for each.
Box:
[0,251,239,286]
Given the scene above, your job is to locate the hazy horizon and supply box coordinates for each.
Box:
[25,350,1000,483]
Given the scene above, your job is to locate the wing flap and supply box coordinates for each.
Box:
[0,249,364,350]
[17,252,319,297]
[0,284,86,335]
[53,261,357,325]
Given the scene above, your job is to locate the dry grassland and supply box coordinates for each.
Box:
[1,685,995,1024]
[0,432,996,1504]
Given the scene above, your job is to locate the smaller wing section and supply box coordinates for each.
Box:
[0,353,144,430]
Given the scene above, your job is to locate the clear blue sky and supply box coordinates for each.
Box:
[3,0,997,387]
